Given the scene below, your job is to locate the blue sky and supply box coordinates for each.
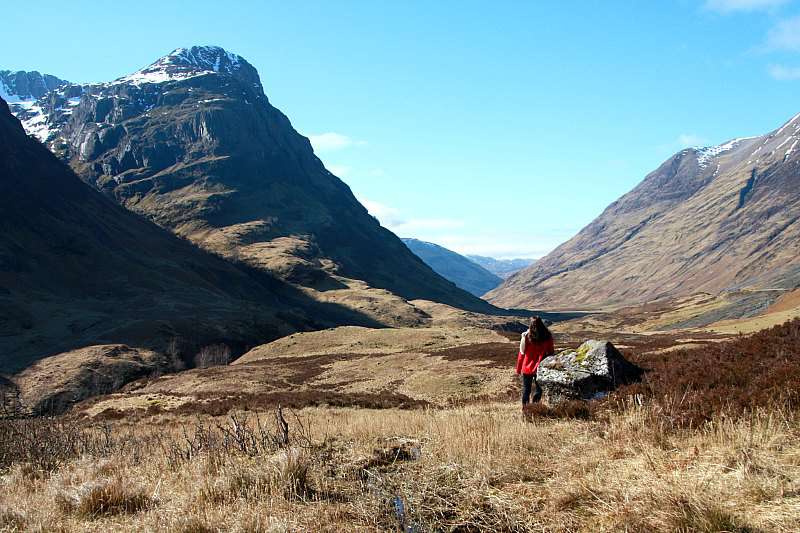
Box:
[4,0,800,258]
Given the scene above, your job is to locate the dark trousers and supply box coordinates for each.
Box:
[521,374,541,405]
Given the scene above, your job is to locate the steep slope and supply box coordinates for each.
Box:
[402,238,502,296]
[9,47,495,322]
[0,96,371,373]
[466,256,535,279]
[487,113,800,310]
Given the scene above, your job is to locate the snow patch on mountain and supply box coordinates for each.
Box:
[0,79,21,103]
[0,78,39,112]
[775,112,800,137]
[695,137,756,169]
[785,139,799,161]
[2,80,49,141]
[115,46,245,86]
[20,104,51,142]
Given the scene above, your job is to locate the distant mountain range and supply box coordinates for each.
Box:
[466,256,535,279]
[4,46,497,329]
[487,112,800,313]
[402,239,502,296]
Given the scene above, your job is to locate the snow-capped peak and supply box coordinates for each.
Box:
[167,46,243,73]
[115,46,246,86]
[694,137,755,169]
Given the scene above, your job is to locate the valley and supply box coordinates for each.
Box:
[2,11,800,529]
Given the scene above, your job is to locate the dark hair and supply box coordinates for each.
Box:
[528,316,552,342]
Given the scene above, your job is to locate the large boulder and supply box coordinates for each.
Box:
[537,340,641,406]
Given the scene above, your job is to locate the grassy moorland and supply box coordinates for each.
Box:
[1,320,800,532]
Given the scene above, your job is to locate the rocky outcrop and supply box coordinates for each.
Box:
[487,113,800,311]
[537,340,641,405]
[0,70,66,101]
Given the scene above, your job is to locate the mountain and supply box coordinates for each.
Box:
[1,70,67,141]
[0,70,66,102]
[402,239,502,296]
[8,46,495,324]
[487,112,800,311]
[0,95,372,373]
[466,256,535,279]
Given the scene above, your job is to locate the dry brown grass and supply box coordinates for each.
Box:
[3,320,800,531]
[54,477,153,518]
[0,402,798,532]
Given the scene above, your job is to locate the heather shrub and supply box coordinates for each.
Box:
[613,318,800,426]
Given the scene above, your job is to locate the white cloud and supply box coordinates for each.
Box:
[657,133,710,155]
[767,16,800,51]
[308,132,366,152]
[359,196,463,232]
[358,197,405,226]
[676,133,709,148]
[393,218,465,233]
[432,234,557,260]
[326,164,352,177]
[768,63,800,79]
[704,0,788,13]
[358,196,560,259]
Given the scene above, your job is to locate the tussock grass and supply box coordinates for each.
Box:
[0,403,797,531]
[55,478,152,518]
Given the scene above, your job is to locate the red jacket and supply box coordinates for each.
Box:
[516,335,554,375]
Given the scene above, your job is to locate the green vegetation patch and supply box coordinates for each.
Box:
[574,344,592,365]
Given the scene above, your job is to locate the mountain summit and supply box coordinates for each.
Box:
[116,46,260,87]
[487,112,800,312]
[8,47,496,324]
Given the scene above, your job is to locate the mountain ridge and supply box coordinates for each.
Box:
[466,255,535,279]
[486,112,800,311]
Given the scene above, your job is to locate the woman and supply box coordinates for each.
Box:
[516,316,555,407]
